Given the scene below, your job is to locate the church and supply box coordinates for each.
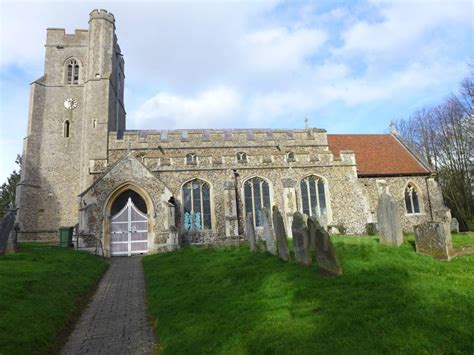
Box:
[16,9,448,256]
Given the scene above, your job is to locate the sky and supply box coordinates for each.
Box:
[0,0,473,184]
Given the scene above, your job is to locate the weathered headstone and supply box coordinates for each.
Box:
[246,213,257,253]
[450,218,459,234]
[262,208,278,255]
[315,209,328,230]
[308,217,343,276]
[272,206,290,261]
[0,205,18,255]
[291,212,312,266]
[376,192,403,246]
[415,221,452,260]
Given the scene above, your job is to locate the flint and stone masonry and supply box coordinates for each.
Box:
[16,10,448,256]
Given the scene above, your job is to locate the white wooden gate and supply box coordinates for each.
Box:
[110,197,148,256]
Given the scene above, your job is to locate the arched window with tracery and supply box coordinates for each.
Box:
[300,175,327,217]
[66,58,80,85]
[405,183,421,214]
[182,179,212,231]
[244,177,271,227]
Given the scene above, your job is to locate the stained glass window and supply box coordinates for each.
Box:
[244,177,271,227]
[182,179,212,230]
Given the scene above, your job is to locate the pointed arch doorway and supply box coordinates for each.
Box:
[110,189,149,256]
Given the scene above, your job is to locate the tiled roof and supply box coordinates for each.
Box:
[327,134,431,176]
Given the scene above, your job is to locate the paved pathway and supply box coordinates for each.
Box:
[62,257,156,354]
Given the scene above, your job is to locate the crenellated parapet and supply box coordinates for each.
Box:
[110,128,329,148]
[99,128,357,175]
[89,9,115,25]
[45,28,89,46]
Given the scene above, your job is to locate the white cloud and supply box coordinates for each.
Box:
[337,0,473,58]
[240,27,327,71]
[130,86,242,129]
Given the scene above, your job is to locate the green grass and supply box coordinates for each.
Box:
[144,236,474,354]
[452,233,474,248]
[0,243,108,354]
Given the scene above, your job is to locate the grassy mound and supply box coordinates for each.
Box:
[0,244,107,354]
[144,236,474,354]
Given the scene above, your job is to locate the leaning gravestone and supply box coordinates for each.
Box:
[415,221,452,260]
[246,213,257,253]
[315,209,328,230]
[272,206,290,261]
[308,217,343,276]
[291,212,312,266]
[450,218,459,234]
[262,208,278,255]
[307,216,318,253]
[376,192,403,246]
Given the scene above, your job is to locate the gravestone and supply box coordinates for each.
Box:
[376,192,403,246]
[246,213,257,252]
[262,208,278,255]
[308,217,343,276]
[0,205,18,255]
[291,212,312,266]
[450,218,459,234]
[315,210,328,230]
[415,221,452,260]
[272,206,290,261]
[307,216,318,253]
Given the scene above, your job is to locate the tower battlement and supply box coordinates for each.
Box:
[89,9,115,24]
[45,28,88,46]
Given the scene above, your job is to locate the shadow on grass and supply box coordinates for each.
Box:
[144,240,474,354]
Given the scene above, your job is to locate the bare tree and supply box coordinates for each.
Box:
[396,68,474,231]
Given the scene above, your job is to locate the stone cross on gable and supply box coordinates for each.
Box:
[304,117,309,129]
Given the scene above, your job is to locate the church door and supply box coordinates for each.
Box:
[110,197,148,256]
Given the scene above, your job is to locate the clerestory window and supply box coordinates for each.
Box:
[237,152,247,163]
[186,153,197,165]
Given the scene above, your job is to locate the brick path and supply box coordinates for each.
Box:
[62,257,156,354]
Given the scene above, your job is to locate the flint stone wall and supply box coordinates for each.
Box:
[360,176,446,233]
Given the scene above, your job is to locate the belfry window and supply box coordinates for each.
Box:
[66,59,80,85]
[405,183,420,214]
[300,175,327,217]
[182,179,212,231]
[244,177,271,227]
[64,120,70,138]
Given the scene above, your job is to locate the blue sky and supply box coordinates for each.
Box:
[0,0,473,184]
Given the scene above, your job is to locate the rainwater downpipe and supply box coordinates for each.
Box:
[424,175,434,221]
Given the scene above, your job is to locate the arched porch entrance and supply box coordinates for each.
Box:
[104,184,154,257]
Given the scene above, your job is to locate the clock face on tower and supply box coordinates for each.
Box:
[64,98,78,110]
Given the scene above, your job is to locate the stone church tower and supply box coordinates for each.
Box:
[16,10,125,238]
